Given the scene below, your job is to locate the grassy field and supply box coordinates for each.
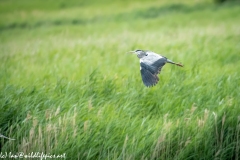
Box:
[1,0,240,159]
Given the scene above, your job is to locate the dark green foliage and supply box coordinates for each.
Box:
[214,0,238,4]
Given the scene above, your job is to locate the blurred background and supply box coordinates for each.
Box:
[0,0,240,159]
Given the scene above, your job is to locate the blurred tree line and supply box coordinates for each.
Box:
[215,0,238,3]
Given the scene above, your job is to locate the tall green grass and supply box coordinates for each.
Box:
[1,0,240,159]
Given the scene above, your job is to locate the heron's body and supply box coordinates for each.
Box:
[129,50,183,87]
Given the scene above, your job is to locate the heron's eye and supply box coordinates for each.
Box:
[145,54,148,56]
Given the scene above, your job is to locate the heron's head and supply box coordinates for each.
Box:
[128,49,148,59]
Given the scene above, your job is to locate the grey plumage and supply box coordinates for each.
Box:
[129,49,183,87]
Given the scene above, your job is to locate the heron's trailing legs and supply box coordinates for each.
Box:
[167,59,183,67]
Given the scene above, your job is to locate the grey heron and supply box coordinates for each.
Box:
[129,49,183,87]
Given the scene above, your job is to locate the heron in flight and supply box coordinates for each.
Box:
[129,49,183,87]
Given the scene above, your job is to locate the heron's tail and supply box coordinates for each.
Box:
[166,59,183,67]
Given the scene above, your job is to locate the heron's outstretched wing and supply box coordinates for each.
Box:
[140,64,159,87]
[141,52,167,75]
[151,59,166,74]
[139,53,167,87]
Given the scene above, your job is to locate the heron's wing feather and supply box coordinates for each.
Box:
[141,55,166,75]
[140,65,159,87]
[152,59,166,74]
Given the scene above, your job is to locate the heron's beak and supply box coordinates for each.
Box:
[128,51,136,54]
